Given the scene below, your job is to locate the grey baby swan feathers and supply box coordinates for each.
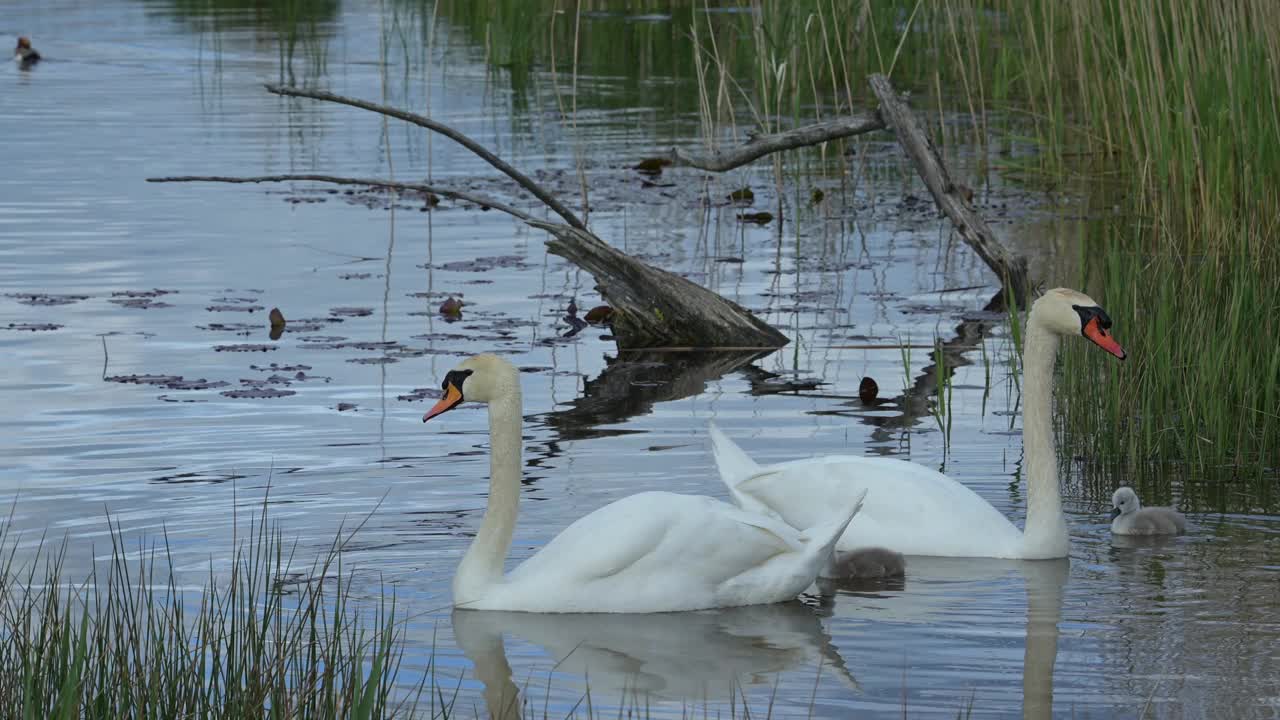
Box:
[1110,487,1186,536]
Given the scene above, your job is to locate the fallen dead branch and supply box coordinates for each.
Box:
[667,113,885,172]
[263,83,585,231]
[868,74,1028,302]
[151,75,1029,350]
[658,75,1029,303]
[146,174,536,222]
[150,87,788,350]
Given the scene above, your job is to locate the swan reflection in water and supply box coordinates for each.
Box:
[452,601,855,719]
[819,557,1069,720]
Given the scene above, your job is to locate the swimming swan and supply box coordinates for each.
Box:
[1110,486,1186,536]
[711,288,1126,562]
[424,354,866,613]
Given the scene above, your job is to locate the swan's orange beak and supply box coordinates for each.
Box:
[424,382,464,422]
[1083,316,1126,360]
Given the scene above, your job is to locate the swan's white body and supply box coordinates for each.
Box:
[427,354,864,614]
[712,428,1032,559]
[713,288,1126,562]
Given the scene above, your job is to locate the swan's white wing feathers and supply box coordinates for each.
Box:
[492,492,821,611]
[730,453,1024,558]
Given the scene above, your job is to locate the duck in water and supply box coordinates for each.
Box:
[14,37,40,68]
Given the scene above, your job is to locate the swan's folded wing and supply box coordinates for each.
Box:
[734,455,1025,558]
[506,492,801,588]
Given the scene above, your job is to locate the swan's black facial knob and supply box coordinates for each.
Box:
[440,369,474,394]
[425,369,474,422]
[1072,304,1126,360]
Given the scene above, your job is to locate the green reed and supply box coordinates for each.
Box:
[0,500,421,719]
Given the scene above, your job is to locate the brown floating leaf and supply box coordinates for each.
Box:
[439,296,464,321]
[268,307,286,341]
[584,305,614,326]
[738,211,774,225]
[728,187,754,204]
[859,376,879,405]
[634,157,672,175]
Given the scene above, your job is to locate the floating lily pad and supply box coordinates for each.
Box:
[429,255,530,273]
[6,293,89,306]
[397,387,444,402]
[105,374,228,390]
[213,344,276,352]
[221,388,296,399]
[5,322,62,331]
[198,322,257,333]
[250,363,312,372]
[207,304,265,313]
[407,291,463,300]
[329,307,373,318]
[105,374,182,386]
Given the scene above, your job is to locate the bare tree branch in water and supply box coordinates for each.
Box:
[146,174,537,222]
[262,83,587,231]
[667,113,886,172]
[149,88,789,349]
[868,75,1029,303]
[653,75,1030,305]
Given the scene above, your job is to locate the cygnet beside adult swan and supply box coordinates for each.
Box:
[711,288,1127,563]
[424,354,866,613]
[1110,487,1186,535]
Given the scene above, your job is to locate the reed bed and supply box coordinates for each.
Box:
[0,503,422,719]
[433,0,1280,483]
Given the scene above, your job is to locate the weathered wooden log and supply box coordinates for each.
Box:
[532,221,788,348]
[868,74,1029,303]
[150,87,792,350]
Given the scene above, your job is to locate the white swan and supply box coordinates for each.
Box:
[712,288,1127,562]
[1110,486,1186,535]
[423,354,866,613]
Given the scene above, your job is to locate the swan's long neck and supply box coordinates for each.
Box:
[1020,313,1069,558]
[453,389,523,604]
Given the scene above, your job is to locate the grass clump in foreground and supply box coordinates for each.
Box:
[0,501,426,719]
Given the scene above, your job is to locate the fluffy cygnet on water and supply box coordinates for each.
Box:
[830,547,906,578]
[1110,486,1187,536]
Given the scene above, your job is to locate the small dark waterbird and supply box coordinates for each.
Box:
[14,37,40,68]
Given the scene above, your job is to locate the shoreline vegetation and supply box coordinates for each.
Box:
[10,0,1278,716]
[436,0,1280,486]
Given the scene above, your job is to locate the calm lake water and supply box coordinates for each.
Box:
[4,2,1279,718]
